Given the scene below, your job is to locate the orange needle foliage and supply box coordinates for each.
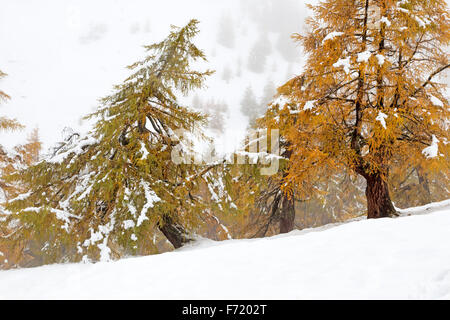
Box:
[263,0,450,218]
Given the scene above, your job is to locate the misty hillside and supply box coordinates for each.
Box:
[0,0,308,154]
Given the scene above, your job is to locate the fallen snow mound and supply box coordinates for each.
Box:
[1,200,450,299]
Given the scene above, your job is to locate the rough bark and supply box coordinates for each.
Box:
[278,145,295,234]
[365,172,397,219]
[157,214,193,249]
[279,196,295,234]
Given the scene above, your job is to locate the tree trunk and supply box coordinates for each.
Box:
[279,196,295,234]
[157,214,193,249]
[365,173,397,219]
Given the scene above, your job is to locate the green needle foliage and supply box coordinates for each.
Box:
[5,19,216,263]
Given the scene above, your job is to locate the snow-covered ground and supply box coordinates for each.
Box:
[0,200,449,300]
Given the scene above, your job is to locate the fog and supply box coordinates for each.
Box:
[0,0,310,154]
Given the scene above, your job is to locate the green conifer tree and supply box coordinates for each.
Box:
[5,20,215,263]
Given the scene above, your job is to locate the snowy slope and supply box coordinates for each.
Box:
[0,200,449,300]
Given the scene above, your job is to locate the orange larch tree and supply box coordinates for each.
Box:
[269,0,450,218]
[1,70,42,269]
[0,69,25,202]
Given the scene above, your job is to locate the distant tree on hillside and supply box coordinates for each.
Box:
[205,99,228,133]
[247,35,272,74]
[240,86,261,124]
